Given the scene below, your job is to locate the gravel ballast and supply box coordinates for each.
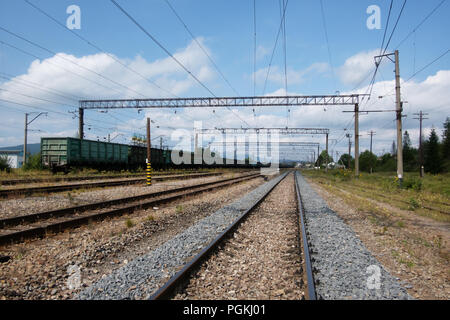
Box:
[295,172,411,300]
[173,172,304,300]
[77,172,287,300]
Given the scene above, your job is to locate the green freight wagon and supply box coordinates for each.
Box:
[41,137,129,170]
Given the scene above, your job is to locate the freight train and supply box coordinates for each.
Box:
[41,137,261,172]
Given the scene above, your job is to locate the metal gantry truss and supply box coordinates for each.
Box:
[199,127,329,135]
[79,93,367,173]
[79,94,364,109]
[197,128,328,164]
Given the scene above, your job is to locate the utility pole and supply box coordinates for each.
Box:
[325,133,329,172]
[395,50,403,184]
[368,131,376,154]
[24,113,28,166]
[374,50,403,185]
[368,130,376,173]
[317,145,320,166]
[23,112,47,166]
[79,108,84,139]
[354,103,359,176]
[146,117,152,186]
[346,133,352,169]
[413,111,428,178]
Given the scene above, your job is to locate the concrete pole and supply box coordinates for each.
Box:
[23,113,28,166]
[146,117,152,186]
[395,50,403,184]
[354,103,359,176]
[79,108,84,139]
[146,118,151,162]
[325,133,329,172]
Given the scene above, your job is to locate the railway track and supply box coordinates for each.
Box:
[294,171,316,300]
[0,172,262,246]
[0,172,223,198]
[0,170,211,186]
[148,171,317,300]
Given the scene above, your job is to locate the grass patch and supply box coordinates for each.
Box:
[175,204,183,214]
[302,169,450,222]
[125,218,134,228]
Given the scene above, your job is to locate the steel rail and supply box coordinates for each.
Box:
[0,172,223,198]
[0,172,260,228]
[0,173,262,246]
[149,171,289,300]
[0,170,210,186]
[294,171,317,300]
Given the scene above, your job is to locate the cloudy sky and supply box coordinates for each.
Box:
[0,0,449,161]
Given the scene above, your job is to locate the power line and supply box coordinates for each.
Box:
[164,0,239,96]
[0,98,73,116]
[405,48,449,82]
[0,26,147,98]
[23,0,178,99]
[395,0,447,49]
[110,0,214,97]
[379,0,394,57]
[0,40,123,97]
[368,0,407,101]
[253,0,257,97]
[110,0,251,127]
[0,87,77,109]
[319,0,336,91]
[262,0,289,95]
[381,0,407,55]
[0,72,83,101]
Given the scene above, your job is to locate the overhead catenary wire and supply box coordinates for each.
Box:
[394,0,447,50]
[262,0,289,96]
[0,40,123,98]
[109,0,251,128]
[319,0,336,91]
[0,72,83,101]
[23,0,179,99]
[164,0,240,97]
[0,26,149,99]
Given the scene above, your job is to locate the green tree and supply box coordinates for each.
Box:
[376,152,396,172]
[442,117,450,171]
[424,129,442,174]
[315,150,333,167]
[22,152,42,171]
[403,130,418,172]
[359,150,377,173]
[0,155,11,171]
[391,140,396,156]
[339,153,353,169]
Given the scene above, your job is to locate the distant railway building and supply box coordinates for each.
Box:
[0,150,24,168]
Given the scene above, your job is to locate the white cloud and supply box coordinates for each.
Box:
[253,62,329,87]
[0,38,217,146]
[337,49,380,86]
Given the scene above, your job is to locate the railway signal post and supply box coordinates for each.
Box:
[146,117,152,186]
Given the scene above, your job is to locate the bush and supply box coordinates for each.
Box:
[22,153,42,171]
[403,176,422,191]
[0,155,11,171]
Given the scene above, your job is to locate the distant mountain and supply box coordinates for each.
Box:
[0,143,40,154]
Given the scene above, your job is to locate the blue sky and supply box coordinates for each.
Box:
[0,0,449,160]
